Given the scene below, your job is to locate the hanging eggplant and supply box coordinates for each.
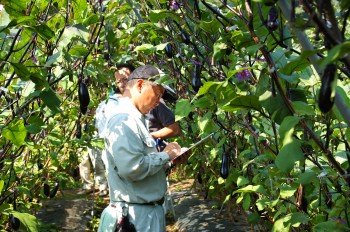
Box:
[318,64,337,113]
[49,182,59,199]
[267,6,278,31]
[9,215,20,230]
[192,65,202,92]
[165,43,174,58]
[197,173,203,184]
[37,159,43,170]
[181,30,190,45]
[43,183,50,197]
[75,121,82,139]
[220,153,229,179]
[78,80,90,115]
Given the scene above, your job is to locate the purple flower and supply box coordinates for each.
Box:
[169,0,180,10]
[237,69,251,81]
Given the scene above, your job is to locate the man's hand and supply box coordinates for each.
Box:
[163,142,181,160]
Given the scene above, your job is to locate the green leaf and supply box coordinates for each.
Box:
[27,23,55,40]
[290,212,309,227]
[296,172,317,185]
[69,45,89,57]
[222,95,262,112]
[280,58,310,75]
[134,44,156,54]
[275,138,304,173]
[247,212,260,224]
[175,99,194,121]
[58,24,89,48]
[272,214,291,232]
[12,211,40,232]
[256,197,279,211]
[313,220,347,231]
[44,51,61,67]
[245,44,263,55]
[232,185,266,195]
[278,184,297,198]
[0,180,4,192]
[199,19,221,34]
[83,13,99,26]
[319,41,350,67]
[28,72,50,90]
[279,116,300,145]
[197,81,223,97]
[2,119,27,147]
[242,193,251,211]
[39,88,61,114]
[259,92,292,124]
[149,10,181,23]
[291,102,314,116]
[213,41,227,62]
[71,0,88,21]
[197,112,220,134]
[2,0,28,17]
[237,176,249,187]
[25,115,46,134]
[155,42,169,51]
[10,62,30,80]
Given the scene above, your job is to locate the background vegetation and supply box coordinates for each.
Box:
[0,0,349,231]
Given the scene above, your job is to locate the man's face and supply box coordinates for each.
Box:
[137,81,165,114]
[115,67,132,93]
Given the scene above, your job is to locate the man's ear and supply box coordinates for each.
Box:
[136,79,144,93]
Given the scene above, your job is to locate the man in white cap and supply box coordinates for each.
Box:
[98,65,187,231]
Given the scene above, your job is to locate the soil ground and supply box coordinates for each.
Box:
[36,178,251,231]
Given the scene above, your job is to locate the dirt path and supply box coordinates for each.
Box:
[36,179,251,231]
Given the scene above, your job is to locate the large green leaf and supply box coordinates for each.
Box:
[199,19,221,34]
[10,62,30,80]
[175,99,194,121]
[275,138,304,173]
[259,91,292,124]
[68,45,89,57]
[2,0,27,17]
[25,115,46,134]
[222,95,262,112]
[319,41,350,67]
[149,10,181,23]
[26,23,55,41]
[273,212,309,232]
[280,57,310,76]
[12,211,40,232]
[71,0,88,21]
[196,81,223,97]
[197,112,220,134]
[279,116,300,145]
[39,88,62,114]
[44,51,62,67]
[278,184,297,198]
[58,24,89,48]
[232,185,266,195]
[2,119,27,147]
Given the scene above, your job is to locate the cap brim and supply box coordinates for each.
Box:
[161,84,178,102]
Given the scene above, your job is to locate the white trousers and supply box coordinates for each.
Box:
[79,148,108,191]
[98,202,166,232]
